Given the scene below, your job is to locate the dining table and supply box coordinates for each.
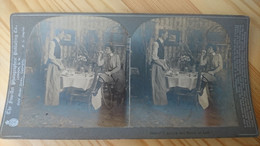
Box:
[166,71,198,91]
[60,71,95,91]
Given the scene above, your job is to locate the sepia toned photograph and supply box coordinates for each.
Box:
[130,17,238,127]
[20,16,128,128]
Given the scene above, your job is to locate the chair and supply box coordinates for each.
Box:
[69,88,91,105]
[102,80,125,109]
[173,87,197,106]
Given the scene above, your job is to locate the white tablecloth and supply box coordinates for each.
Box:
[166,72,198,90]
[61,73,94,91]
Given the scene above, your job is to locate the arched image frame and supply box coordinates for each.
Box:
[130,16,237,128]
[21,15,129,128]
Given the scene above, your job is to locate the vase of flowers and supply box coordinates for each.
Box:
[178,55,191,72]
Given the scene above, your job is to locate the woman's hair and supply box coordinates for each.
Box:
[56,29,65,36]
[105,45,115,53]
[159,30,168,37]
[207,44,216,51]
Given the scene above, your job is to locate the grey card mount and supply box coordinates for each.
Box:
[0,13,258,139]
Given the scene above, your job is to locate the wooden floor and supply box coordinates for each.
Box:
[0,0,260,145]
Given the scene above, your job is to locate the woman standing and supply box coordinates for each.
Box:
[45,30,65,106]
[151,30,169,105]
